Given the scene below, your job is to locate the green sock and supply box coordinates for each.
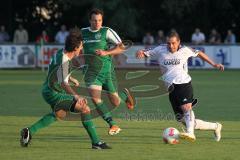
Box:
[119,90,128,102]
[29,113,57,135]
[96,102,116,127]
[82,114,100,144]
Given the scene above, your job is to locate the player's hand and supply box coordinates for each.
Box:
[71,78,80,87]
[74,95,87,104]
[78,97,88,105]
[136,50,145,59]
[77,98,90,114]
[73,96,90,114]
[80,104,90,114]
[96,49,108,56]
[213,64,224,71]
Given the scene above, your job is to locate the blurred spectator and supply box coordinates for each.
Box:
[142,32,154,66]
[0,25,10,43]
[208,28,221,44]
[36,30,50,43]
[13,24,29,43]
[155,30,166,44]
[224,29,236,44]
[55,25,69,44]
[142,32,155,66]
[142,31,154,48]
[191,28,205,45]
[170,28,177,33]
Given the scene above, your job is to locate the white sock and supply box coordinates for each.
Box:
[194,119,217,130]
[184,110,195,134]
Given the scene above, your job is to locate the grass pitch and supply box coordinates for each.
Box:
[0,69,239,160]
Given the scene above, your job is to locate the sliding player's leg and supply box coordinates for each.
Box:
[20,112,57,147]
[74,99,111,149]
[20,108,68,147]
[20,93,75,147]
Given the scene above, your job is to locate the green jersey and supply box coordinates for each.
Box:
[81,27,121,73]
[42,49,72,93]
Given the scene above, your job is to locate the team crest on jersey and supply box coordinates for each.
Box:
[95,33,101,39]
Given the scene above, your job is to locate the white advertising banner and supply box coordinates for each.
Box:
[187,46,240,69]
[0,45,35,68]
[0,44,239,69]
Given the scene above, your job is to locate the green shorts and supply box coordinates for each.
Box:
[84,71,118,93]
[42,89,75,112]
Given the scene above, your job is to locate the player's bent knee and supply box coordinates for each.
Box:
[110,100,120,107]
[81,109,90,114]
[91,98,102,104]
[181,103,192,112]
[109,93,121,107]
[55,110,67,120]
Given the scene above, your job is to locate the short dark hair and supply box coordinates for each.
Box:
[65,27,82,52]
[88,8,104,20]
[168,31,180,41]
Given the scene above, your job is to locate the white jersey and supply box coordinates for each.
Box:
[144,44,199,86]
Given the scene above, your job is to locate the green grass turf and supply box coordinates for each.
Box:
[0,69,239,160]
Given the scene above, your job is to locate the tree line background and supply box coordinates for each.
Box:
[1,0,239,42]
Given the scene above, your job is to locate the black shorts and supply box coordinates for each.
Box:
[169,82,194,121]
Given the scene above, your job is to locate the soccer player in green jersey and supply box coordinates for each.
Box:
[20,27,111,149]
[81,8,135,135]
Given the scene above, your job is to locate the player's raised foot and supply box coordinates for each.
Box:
[214,122,222,142]
[108,125,121,135]
[20,128,32,147]
[92,141,112,149]
[179,132,196,142]
[124,88,135,110]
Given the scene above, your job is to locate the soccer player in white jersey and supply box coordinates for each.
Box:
[136,31,224,142]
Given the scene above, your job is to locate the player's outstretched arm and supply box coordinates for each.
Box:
[61,82,79,98]
[198,51,224,71]
[95,43,125,56]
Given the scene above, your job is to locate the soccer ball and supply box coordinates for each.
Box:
[162,127,180,144]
